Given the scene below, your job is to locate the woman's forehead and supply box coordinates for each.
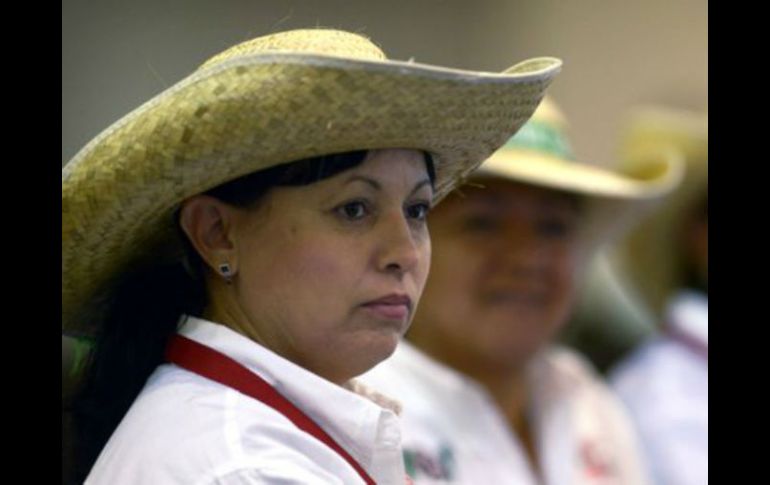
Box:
[336,149,432,189]
[273,149,433,206]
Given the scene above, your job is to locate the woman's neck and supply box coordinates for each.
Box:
[481,370,540,475]
[411,338,542,475]
[202,287,351,386]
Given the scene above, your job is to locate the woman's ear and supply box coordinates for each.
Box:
[179,195,238,277]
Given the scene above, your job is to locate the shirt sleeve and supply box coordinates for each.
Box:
[610,345,708,485]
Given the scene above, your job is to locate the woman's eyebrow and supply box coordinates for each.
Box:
[410,179,433,197]
[342,176,432,197]
[541,194,582,214]
[344,175,381,191]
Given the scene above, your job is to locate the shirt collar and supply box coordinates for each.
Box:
[390,340,492,400]
[390,340,587,404]
[178,315,400,473]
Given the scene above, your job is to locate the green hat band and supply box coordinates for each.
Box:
[504,119,574,160]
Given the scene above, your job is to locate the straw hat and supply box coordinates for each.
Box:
[470,97,684,255]
[62,28,562,336]
[611,106,708,317]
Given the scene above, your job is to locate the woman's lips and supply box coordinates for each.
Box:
[361,294,412,321]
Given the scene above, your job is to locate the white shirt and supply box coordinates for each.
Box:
[86,316,406,484]
[360,341,649,485]
[610,291,708,485]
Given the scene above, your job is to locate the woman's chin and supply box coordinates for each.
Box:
[349,332,401,377]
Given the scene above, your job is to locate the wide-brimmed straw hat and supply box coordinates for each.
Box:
[468,97,684,256]
[62,28,562,336]
[611,106,708,317]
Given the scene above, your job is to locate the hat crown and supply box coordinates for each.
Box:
[199,29,387,71]
[502,96,574,160]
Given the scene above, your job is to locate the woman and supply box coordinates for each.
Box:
[609,106,708,485]
[63,29,561,484]
[360,97,681,484]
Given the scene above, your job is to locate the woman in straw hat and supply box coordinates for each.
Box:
[63,28,560,484]
[608,106,708,485]
[360,97,682,484]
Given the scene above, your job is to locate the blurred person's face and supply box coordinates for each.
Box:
[407,178,582,372]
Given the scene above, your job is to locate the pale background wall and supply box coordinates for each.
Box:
[63,0,707,168]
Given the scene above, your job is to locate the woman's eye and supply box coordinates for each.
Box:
[336,201,369,220]
[537,218,574,238]
[406,203,431,221]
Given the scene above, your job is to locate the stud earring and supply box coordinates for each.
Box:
[218,263,233,284]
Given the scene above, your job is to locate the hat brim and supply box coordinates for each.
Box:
[613,107,708,316]
[63,53,561,335]
[475,148,681,200]
[470,146,684,255]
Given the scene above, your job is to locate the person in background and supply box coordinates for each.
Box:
[361,97,682,484]
[609,106,708,485]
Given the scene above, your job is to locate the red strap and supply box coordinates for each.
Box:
[165,334,376,484]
